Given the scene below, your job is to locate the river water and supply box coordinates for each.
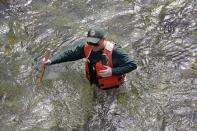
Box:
[0,0,197,131]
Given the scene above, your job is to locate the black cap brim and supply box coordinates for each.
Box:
[86,37,100,44]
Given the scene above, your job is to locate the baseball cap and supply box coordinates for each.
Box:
[86,28,106,45]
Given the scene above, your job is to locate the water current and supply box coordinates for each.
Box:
[0,0,197,131]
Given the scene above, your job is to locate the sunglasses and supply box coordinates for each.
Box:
[87,42,99,46]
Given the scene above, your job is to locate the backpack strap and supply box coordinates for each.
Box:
[103,41,114,67]
[84,43,93,60]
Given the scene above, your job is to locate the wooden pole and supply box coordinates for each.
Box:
[39,48,51,83]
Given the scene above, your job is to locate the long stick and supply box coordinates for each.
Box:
[39,49,51,83]
[37,36,80,83]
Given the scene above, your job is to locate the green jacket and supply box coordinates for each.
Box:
[50,39,137,76]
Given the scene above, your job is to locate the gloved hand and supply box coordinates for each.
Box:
[97,65,112,77]
[42,58,51,68]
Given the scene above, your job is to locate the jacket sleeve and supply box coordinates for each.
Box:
[112,47,137,75]
[50,40,86,65]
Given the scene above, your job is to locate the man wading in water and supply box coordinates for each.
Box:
[42,28,137,89]
[42,28,137,129]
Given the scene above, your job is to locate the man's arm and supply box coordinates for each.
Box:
[50,40,86,65]
[112,46,137,75]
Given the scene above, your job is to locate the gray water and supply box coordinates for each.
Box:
[0,0,197,131]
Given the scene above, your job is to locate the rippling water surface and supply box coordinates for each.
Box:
[0,0,197,130]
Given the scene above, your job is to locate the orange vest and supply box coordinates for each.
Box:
[84,41,125,89]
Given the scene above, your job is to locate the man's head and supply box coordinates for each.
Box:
[86,28,106,46]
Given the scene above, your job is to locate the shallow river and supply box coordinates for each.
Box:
[0,0,197,131]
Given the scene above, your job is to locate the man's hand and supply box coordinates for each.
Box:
[42,58,51,68]
[97,65,112,77]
